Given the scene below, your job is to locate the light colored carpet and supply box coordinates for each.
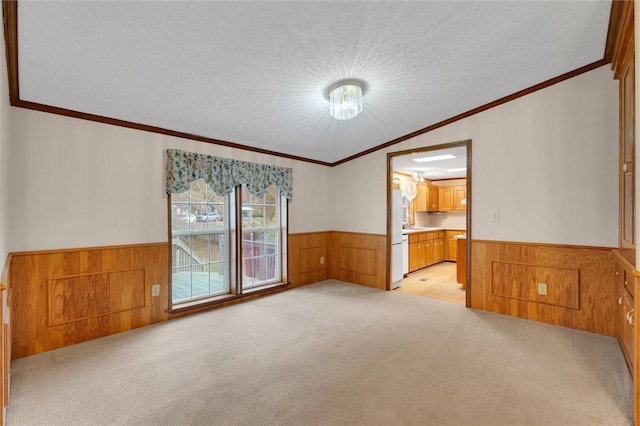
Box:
[7,280,633,425]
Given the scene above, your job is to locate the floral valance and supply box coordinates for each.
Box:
[165,149,293,200]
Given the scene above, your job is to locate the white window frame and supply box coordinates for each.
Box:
[169,181,288,310]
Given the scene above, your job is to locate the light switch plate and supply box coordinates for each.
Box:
[490,210,500,222]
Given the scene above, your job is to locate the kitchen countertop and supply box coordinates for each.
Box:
[402,227,466,235]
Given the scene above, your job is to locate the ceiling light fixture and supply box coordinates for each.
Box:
[445,168,467,172]
[413,154,456,163]
[411,171,425,182]
[328,80,364,121]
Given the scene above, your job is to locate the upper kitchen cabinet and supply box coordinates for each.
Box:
[415,183,427,211]
[438,181,467,211]
[453,186,466,210]
[439,187,454,210]
[414,183,439,212]
[428,185,439,211]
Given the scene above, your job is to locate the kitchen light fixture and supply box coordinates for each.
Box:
[329,81,363,121]
[413,154,455,163]
[445,167,467,172]
[411,171,425,182]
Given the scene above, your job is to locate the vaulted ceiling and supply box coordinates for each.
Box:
[7,1,613,166]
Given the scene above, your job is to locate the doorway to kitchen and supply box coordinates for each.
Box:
[387,140,471,307]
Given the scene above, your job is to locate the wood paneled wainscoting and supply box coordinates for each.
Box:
[288,232,331,287]
[290,231,387,290]
[0,255,10,425]
[470,240,618,336]
[9,232,387,359]
[10,244,170,359]
[330,232,387,290]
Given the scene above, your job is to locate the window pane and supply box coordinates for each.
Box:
[172,235,192,268]
[171,180,286,304]
[264,206,276,225]
[241,186,251,204]
[209,234,224,262]
[241,184,281,290]
[172,204,191,232]
[173,191,189,203]
[251,208,266,228]
[190,180,207,202]
[170,179,229,304]
[263,254,278,281]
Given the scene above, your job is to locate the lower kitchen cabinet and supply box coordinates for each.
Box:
[445,230,465,261]
[434,237,444,264]
[425,240,434,266]
[407,231,446,273]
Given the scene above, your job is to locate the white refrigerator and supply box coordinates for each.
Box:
[391,189,403,289]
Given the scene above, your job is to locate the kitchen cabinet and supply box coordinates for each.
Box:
[409,243,424,273]
[414,183,427,211]
[445,230,465,261]
[408,235,420,272]
[453,186,466,210]
[434,238,444,263]
[439,187,454,211]
[427,185,439,211]
[439,185,466,211]
[407,230,446,272]
[414,184,439,212]
[425,240,434,266]
[409,234,427,272]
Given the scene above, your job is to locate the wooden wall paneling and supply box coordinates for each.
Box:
[47,269,146,326]
[1,254,11,420]
[330,232,386,290]
[11,254,39,358]
[2,287,8,411]
[9,244,166,359]
[471,241,617,336]
[635,272,639,426]
[491,262,579,309]
[132,243,169,324]
[288,232,330,287]
[10,236,335,359]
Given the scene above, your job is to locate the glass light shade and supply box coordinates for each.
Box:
[329,84,363,120]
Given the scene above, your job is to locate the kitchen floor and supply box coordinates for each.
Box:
[395,262,465,305]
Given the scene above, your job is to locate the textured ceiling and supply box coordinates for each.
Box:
[17,1,611,164]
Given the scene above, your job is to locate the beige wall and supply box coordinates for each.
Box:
[0,28,10,263]
[331,65,619,247]
[3,65,619,252]
[7,110,333,251]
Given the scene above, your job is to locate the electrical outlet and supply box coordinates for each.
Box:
[537,283,547,296]
[320,256,325,265]
[152,284,160,297]
[490,210,500,222]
